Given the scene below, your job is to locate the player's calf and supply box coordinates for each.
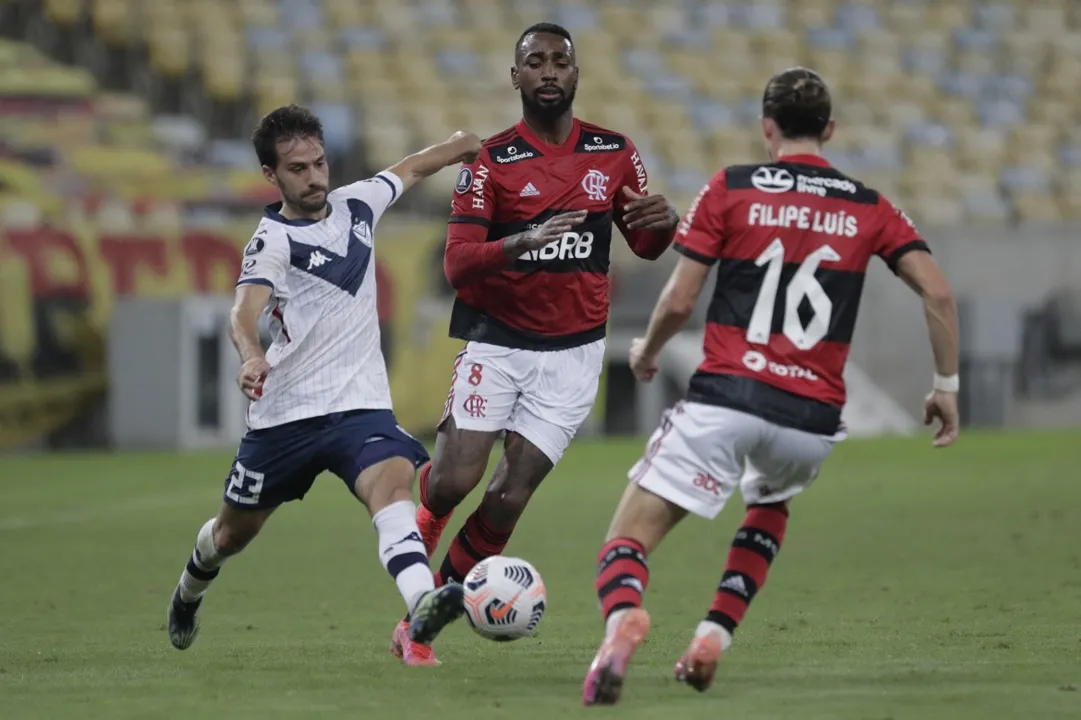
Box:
[169,508,268,650]
[415,462,453,558]
[432,432,551,585]
[594,538,651,636]
[702,502,789,650]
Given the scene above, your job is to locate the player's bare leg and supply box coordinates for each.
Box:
[584,483,685,706]
[432,431,553,587]
[415,416,500,557]
[352,456,464,666]
[168,503,274,650]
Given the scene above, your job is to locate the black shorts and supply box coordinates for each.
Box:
[223,410,429,510]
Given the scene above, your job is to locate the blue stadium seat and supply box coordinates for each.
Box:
[340,27,385,50]
[435,49,478,75]
[552,5,598,32]
[806,26,854,51]
[308,102,354,156]
[1000,166,1052,193]
[206,138,255,168]
[835,3,880,32]
[979,99,1026,129]
[277,0,324,31]
[299,51,343,84]
[245,27,291,50]
[689,98,737,130]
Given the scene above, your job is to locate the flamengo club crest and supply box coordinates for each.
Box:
[581,169,609,202]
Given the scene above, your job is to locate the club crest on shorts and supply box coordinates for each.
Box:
[455,167,473,194]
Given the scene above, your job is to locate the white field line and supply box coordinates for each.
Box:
[0,492,208,532]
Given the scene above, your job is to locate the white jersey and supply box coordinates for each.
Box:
[236,171,403,429]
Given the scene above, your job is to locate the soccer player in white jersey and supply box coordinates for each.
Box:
[166,105,482,665]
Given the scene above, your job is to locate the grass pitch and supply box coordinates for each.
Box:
[1,432,1079,719]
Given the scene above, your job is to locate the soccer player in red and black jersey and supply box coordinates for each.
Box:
[582,68,961,705]
[389,23,679,664]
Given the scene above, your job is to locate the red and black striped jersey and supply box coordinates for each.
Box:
[444,117,672,350]
[674,155,929,436]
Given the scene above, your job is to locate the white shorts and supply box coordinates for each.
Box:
[629,401,844,519]
[439,339,605,465]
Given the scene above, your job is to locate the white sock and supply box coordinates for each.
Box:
[605,608,629,638]
[177,519,225,603]
[695,620,734,651]
[373,500,434,615]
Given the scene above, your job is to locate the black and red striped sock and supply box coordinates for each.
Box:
[435,507,512,586]
[595,538,650,623]
[707,502,789,635]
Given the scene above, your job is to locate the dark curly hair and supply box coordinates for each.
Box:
[251,104,324,168]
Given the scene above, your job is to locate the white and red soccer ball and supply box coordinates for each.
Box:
[462,556,547,641]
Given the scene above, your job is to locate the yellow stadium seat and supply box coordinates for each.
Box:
[45,0,82,26]
[908,194,965,226]
[885,2,928,34]
[927,3,972,31]
[1014,191,1062,224]
[957,128,1008,173]
[148,29,190,79]
[791,0,835,28]
[91,0,133,46]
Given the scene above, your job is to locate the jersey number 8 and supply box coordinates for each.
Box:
[747,238,840,351]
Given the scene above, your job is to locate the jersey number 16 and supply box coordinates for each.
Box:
[747,239,840,351]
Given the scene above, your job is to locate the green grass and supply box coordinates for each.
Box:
[1,432,1079,719]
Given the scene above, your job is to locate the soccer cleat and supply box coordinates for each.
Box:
[673,632,723,692]
[408,583,465,645]
[582,608,651,706]
[416,504,454,558]
[167,587,202,650]
[390,619,439,666]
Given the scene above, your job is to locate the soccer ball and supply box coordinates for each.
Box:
[462,556,547,641]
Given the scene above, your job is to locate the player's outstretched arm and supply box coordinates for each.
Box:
[629,256,711,383]
[387,131,482,195]
[897,250,961,447]
[229,284,272,401]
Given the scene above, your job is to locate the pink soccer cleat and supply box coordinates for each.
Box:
[582,608,651,706]
[416,504,454,559]
[673,631,723,692]
[390,619,439,666]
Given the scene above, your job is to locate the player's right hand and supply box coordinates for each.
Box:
[520,210,589,251]
[448,131,482,164]
[238,357,271,401]
[923,389,959,448]
[629,338,659,383]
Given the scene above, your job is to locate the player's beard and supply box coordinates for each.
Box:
[521,84,576,123]
[286,185,328,214]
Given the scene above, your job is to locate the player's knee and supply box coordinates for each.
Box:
[427,460,480,506]
[480,482,533,527]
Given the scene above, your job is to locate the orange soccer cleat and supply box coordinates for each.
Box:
[416,503,454,559]
[390,619,439,667]
[582,608,651,706]
[673,631,723,692]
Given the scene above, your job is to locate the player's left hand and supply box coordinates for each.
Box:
[448,131,483,164]
[629,338,659,383]
[621,187,678,231]
[923,389,959,448]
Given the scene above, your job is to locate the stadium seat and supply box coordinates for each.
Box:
[15,0,1073,226]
